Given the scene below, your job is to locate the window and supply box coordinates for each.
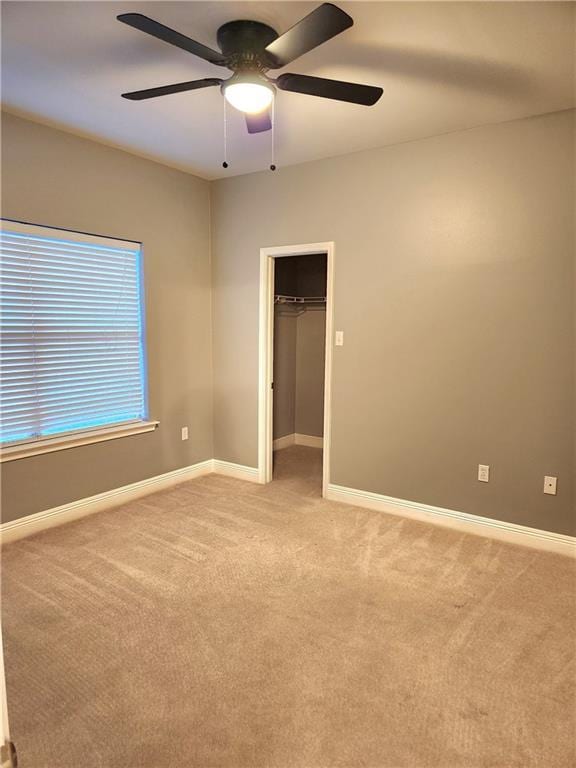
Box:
[0,220,156,460]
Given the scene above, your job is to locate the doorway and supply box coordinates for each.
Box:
[258,242,335,494]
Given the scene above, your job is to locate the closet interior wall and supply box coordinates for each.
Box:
[273,254,327,443]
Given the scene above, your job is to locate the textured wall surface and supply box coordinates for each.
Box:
[1,113,213,522]
[212,110,575,535]
[273,309,326,440]
[2,110,574,536]
[295,310,326,438]
[273,309,297,440]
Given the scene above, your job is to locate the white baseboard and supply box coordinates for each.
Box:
[326,484,575,558]
[1,459,259,544]
[273,433,323,450]
[7,461,571,557]
[212,460,260,483]
[1,460,214,545]
[295,433,323,449]
[273,434,295,450]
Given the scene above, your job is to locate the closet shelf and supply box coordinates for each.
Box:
[274,294,326,306]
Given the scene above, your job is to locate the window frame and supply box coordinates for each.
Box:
[0,219,158,462]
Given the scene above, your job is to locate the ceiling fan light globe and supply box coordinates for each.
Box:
[224,82,274,114]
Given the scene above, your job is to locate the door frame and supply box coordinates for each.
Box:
[258,241,335,494]
[0,631,14,768]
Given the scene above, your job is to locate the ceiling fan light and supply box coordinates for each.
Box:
[224,82,274,114]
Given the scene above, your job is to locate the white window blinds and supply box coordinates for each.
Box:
[0,220,148,446]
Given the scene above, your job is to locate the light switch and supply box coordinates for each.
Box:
[544,476,557,495]
[478,464,490,482]
[335,331,344,346]
[181,426,189,441]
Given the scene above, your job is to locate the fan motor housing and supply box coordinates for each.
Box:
[217,20,278,70]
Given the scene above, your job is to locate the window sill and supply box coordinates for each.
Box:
[0,421,159,463]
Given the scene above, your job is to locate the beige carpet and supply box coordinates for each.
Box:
[2,446,575,768]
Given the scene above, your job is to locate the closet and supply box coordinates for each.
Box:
[273,253,327,459]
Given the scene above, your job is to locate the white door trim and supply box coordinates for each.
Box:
[0,633,12,768]
[258,242,335,494]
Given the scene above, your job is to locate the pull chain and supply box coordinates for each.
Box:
[222,97,229,169]
[270,95,276,171]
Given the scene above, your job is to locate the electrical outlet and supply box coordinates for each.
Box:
[181,426,189,441]
[543,476,557,495]
[478,464,490,482]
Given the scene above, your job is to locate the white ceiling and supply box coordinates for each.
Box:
[2,2,574,180]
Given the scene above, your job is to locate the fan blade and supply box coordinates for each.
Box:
[122,78,222,101]
[245,110,272,134]
[117,13,227,66]
[276,73,382,105]
[265,3,352,68]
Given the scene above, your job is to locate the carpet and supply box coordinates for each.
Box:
[2,446,575,767]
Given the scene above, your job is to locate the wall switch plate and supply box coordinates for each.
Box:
[478,464,490,482]
[543,476,557,495]
[335,331,344,346]
[181,426,189,441]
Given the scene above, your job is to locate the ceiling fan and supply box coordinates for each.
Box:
[118,3,383,136]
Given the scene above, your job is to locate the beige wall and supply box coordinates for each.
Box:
[295,310,326,438]
[1,113,213,523]
[273,309,297,439]
[212,110,575,536]
[2,110,573,537]
[273,308,326,440]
